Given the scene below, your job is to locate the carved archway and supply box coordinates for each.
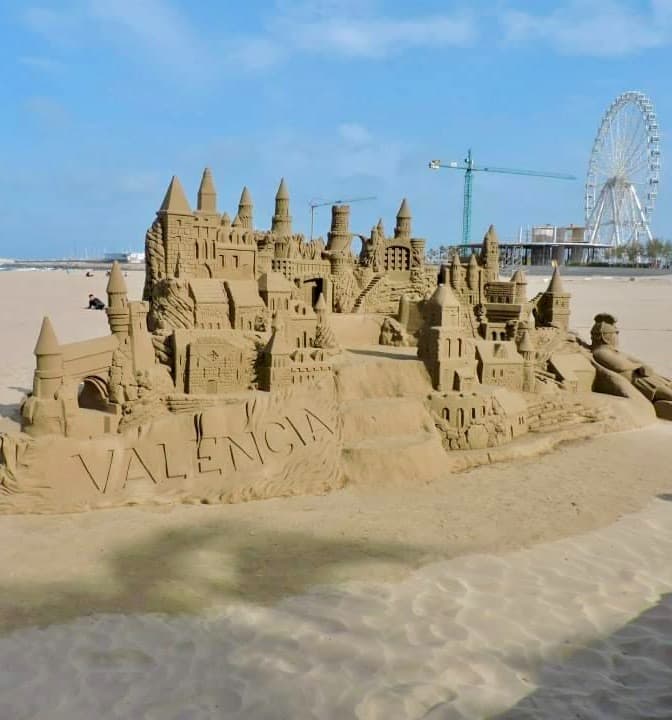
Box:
[78,375,110,410]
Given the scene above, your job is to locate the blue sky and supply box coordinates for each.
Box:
[1,0,670,258]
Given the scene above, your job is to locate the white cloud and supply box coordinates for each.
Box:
[87,0,203,70]
[278,13,475,58]
[501,0,672,56]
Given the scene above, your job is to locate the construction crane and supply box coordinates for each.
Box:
[309,196,376,241]
[428,149,576,247]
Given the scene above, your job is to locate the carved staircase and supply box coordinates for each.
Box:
[353,273,384,313]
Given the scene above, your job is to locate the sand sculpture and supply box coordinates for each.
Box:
[590,313,672,420]
[0,168,667,513]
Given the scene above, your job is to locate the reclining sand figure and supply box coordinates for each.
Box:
[591,313,672,419]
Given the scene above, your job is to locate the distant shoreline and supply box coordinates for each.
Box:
[0,260,145,272]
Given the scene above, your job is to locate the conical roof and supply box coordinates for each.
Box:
[397,197,411,218]
[239,186,253,206]
[547,264,566,294]
[468,252,479,268]
[428,283,460,308]
[484,224,499,244]
[34,316,59,355]
[159,175,192,215]
[315,293,327,312]
[198,167,216,197]
[511,268,527,283]
[107,261,127,295]
[451,251,462,267]
[232,214,242,227]
[220,212,231,226]
[276,177,290,200]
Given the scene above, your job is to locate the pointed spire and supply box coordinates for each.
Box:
[197,168,217,213]
[276,177,289,200]
[451,250,461,267]
[397,197,411,218]
[239,186,253,206]
[106,261,127,296]
[547,264,565,294]
[315,293,327,314]
[221,211,231,226]
[34,316,60,356]
[468,252,479,267]
[484,224,499,244]
[159,175,192,215]
[232,214,242,227]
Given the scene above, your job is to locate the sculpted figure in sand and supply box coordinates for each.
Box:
[591,313,672,420]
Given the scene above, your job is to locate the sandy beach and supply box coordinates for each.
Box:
[1,269,672,718]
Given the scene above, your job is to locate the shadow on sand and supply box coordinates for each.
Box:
[493,592,672,719]
[0,516,431,635]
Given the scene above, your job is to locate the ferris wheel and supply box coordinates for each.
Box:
[585,91,660,247]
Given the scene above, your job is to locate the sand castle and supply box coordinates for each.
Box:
[0,168,668,513]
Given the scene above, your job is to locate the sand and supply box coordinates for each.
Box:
[1,268,672,718]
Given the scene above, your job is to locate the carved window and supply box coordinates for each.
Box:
[442,408,450,421]
[458,408,465,428]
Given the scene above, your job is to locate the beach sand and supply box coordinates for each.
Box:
[1,269,671,718]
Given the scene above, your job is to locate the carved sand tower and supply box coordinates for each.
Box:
[326,204,351,255]
[197,168,217,214]
[538,265,571,331]
[271,178,292,237]
[482,225,500,282]
[237,186,253,230]
[260,314,292,390]
[106,261,130,342]
[159,175,194,279]
[517,327,536,393]
[33,317,63,400]
[394,198,412,240]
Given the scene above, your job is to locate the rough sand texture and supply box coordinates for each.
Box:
[1,270,672,718]
[2,495,672,719]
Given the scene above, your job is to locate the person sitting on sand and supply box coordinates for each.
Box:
[88,294,105,310]
[591,313,672,404]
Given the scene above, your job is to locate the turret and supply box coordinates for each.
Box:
[537,264,571,331]
[33,316,64,399]
[271,178,292,236]
[106,261,130,340]
[326,204,351,255]
[394,198,412,240]
[467,252,479,290]
[197,168,217,214]
[450,251,463,291]
[482,225,500,282]
[517,327,536,392]
[158,175,194,278]
[238,186,253,230]
[261,313,292,390]
[511,268,527,304]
